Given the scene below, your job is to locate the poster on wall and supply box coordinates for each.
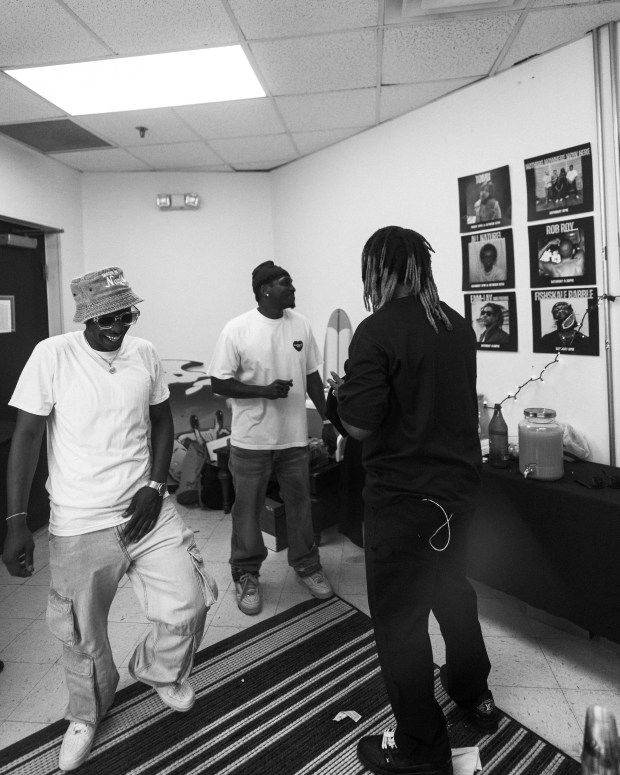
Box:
[524,143,593,221]
[462,229,514,290]
[528,216,596,288]
[464,291,518,352]
[531,288,599,356]
[458,165,512,233]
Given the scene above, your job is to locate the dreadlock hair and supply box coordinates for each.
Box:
[361,226,453,333]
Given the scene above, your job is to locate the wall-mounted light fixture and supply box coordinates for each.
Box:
[156,193,200,210]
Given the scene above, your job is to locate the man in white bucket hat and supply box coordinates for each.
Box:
[3,266,217,771]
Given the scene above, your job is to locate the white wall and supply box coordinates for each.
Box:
[271,36,618,464]
[0,135,84,331]
[80,172,274,364]
[3,34,617,463]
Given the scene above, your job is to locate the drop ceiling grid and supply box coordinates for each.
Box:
[227,0,382,39]
[49,148,152,172]
[75,108,203,146]
[0,0,110,67]
[249,29,379,94]
[61,0,239,54]
[174,99,287,139]
[207,132,299,163]
[275,89,377,132]
[0,0,619,172]
[128,141,225,168]
[382,14,522,82]
[291,127,367,155]
[0,74,65,123]
[500,0,620,69]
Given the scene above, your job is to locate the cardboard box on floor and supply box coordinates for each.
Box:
[259,467,341,552]
[260,498,288,552]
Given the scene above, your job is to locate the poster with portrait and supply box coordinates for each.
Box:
[532,288,599,356]
[524,143,593,221]
[462,228,514,291]
[528,216,596,288]
[464,291,518,352]
[458,165,512,233]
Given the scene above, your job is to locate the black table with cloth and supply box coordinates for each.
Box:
[467,459,620,644]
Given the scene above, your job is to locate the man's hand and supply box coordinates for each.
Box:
[263,379,293,400]
[2,521,35,577]
[122,487,164,543]
[326,371,344,399]
[321,423,338,455]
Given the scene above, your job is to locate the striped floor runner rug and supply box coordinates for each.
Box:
[0,596,580,775]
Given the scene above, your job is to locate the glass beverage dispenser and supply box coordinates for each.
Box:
[518,407,564,481]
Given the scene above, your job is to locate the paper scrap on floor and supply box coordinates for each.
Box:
[333,711,361,723]
[452,747,482,774]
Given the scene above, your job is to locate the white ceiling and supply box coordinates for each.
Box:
[1,0,619,173]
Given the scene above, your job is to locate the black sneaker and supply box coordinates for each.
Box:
[439,665,499,733]
[234,573,262,615]
[357,729,453,775]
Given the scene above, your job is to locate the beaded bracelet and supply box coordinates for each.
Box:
[6,511,28,521]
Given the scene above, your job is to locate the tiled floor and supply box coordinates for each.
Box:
[1,499,620,763]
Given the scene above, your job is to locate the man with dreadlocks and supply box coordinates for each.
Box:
[328,226,498,775]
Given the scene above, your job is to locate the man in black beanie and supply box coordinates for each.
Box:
[209,261,337,615]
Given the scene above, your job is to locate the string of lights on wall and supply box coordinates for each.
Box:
[487,293,618,408]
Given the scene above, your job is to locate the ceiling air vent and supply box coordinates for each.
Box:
[385,0,518,20]
[0,119,112,153]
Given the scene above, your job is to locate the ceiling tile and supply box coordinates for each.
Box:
[291,127,366,155]
[229,0,380,38]
[0,0,111,67]
[175,98,285,139]
[250,30,378,95]
[275,88,376,131]
[62,0,239,55]
[382,15,520,81]
[380,78,479,121]
[500,3,620,69]
[0,74,65,123]
[128,141,224,168]
[208,133,298,163]
[74,109,200,146]
[49,148,152,172]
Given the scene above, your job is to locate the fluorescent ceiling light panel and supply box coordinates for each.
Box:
[5,46,265,115]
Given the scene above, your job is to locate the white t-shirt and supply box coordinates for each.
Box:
[9,331,169,536]
[208,308,322,450]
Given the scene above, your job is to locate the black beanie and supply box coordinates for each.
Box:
[251,261,290,295]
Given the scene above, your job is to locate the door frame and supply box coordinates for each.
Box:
[0,213,64,336]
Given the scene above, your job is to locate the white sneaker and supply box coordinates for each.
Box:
[58,721,97,771]
[297,570,334,599]
[155,680,195,712]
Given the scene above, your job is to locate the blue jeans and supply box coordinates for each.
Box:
[228,445,321,580]
[47,499,217,724]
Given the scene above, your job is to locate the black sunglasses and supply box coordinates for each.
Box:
[571,468,620,489]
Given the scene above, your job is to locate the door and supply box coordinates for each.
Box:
[0,237,49,422]
[0,234,50,548]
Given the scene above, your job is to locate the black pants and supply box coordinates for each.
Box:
[364,497,491,757]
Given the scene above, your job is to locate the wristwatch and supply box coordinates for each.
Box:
[146,480,167,497]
